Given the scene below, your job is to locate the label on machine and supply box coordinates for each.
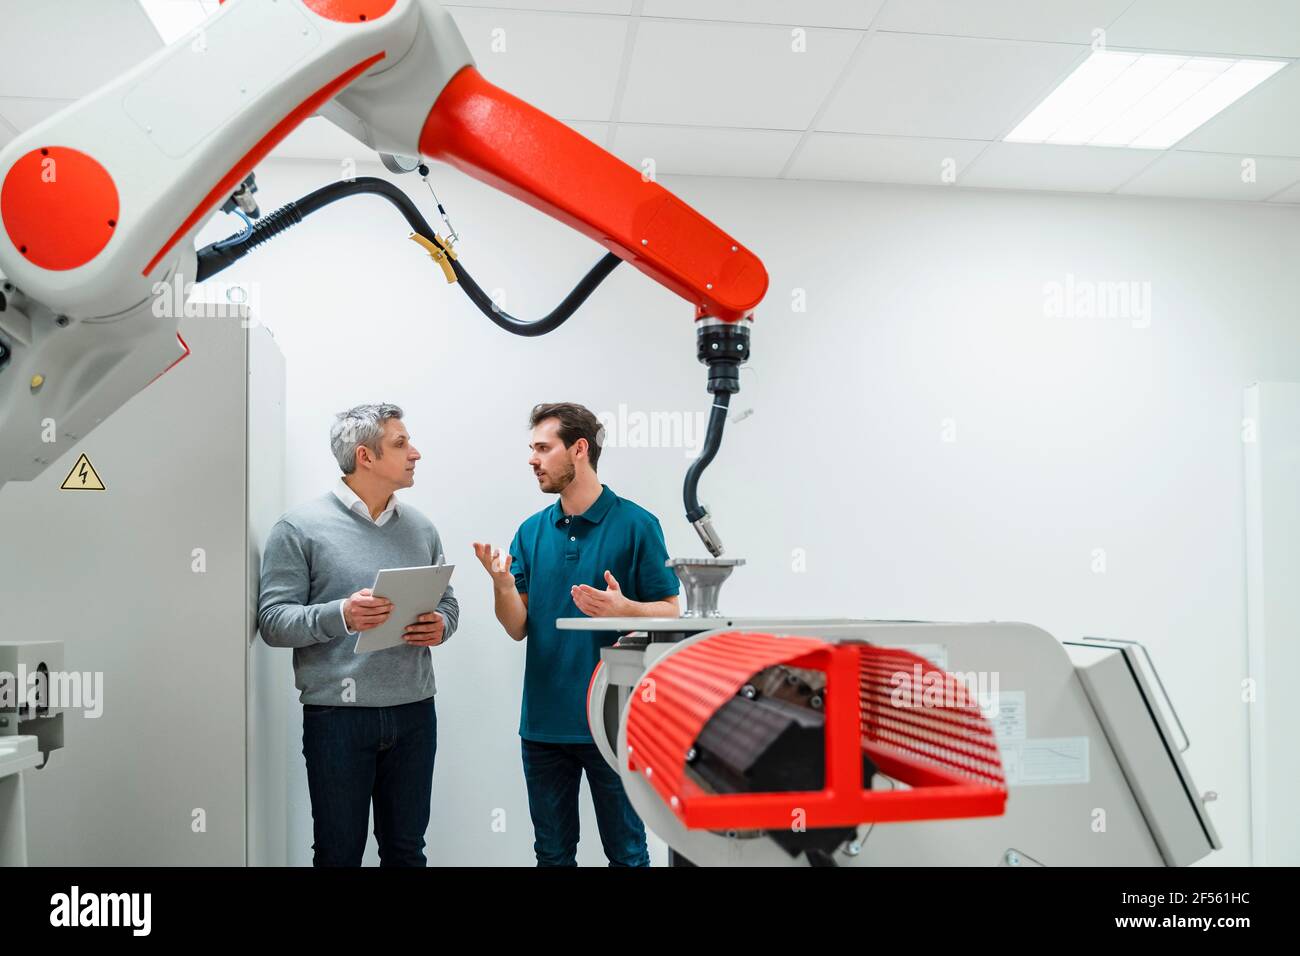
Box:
[1001,736,1090,787]
[989,690,1027,741]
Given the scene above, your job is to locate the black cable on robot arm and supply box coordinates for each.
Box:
[683,390,730,522]
[194,176,621,336]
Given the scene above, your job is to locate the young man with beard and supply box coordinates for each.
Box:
[474,402,679,866]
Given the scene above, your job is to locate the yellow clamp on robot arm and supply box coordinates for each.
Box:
[409,233,459,284]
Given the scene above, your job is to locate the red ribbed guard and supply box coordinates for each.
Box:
[624,632,1007,831]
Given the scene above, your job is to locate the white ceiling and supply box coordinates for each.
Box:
[1,0,1298,203]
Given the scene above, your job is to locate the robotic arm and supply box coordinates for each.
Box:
[0,0,766,552]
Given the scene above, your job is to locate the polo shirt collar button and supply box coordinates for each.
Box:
[570,536,576,541]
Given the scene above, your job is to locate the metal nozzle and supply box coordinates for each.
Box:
[691,511,725,557]
[667,557,746,617]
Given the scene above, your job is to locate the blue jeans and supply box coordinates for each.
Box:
[521,738,650,867]
[301,697,437,867]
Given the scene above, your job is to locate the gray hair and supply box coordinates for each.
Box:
[330,403,403,474]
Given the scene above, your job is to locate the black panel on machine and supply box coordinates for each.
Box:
[686,665,877,864]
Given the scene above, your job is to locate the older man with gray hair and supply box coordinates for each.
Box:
[258,402,458,867]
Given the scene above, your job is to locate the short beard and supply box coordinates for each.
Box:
[541,460,576,494]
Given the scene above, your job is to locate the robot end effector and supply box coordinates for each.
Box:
[684,317,752,556]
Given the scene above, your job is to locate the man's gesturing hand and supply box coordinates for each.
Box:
[343,588,392,632]
[571,571,632,618]
[473,542,516,589]
[402,611,446,647]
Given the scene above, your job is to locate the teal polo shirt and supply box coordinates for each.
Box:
[509,485,679,743]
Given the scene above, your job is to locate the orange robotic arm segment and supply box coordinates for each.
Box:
[418,66,767,322]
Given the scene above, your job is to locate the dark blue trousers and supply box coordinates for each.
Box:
[302,697,437,867]
[521,738,650,867]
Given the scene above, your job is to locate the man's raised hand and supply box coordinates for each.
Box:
[473,542,516,589]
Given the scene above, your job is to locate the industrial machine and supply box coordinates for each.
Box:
[576,570,1221,867]
[0,0,1221,866]
[0,641,65,866]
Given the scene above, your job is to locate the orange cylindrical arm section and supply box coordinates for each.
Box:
[418,66,767,321]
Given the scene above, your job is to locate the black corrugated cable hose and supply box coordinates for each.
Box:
[683,390,730,523]
[195,176,621,337]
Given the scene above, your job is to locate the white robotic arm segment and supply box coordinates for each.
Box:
[0,0,457,320]
[0,0,471,487]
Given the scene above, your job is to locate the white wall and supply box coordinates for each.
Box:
[1244,383,1300,866]
[201,158,1300,867]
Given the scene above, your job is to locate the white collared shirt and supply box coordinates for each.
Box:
[334,477,399,526]
[333,477,399,635]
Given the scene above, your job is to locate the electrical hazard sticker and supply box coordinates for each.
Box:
[60,454,105,491]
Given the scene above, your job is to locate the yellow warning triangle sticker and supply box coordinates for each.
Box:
[60,453,106,491]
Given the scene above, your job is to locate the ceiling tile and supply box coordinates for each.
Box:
[1267,179,1300,203]
[1118,150,1300,201]
[1106,0,1300,57]
[447,9,629,120]
[0,97,76,131]
[564,121,610,146]
[1176,62,1300,157]
[819,32,1088,139]
[961,142,1160,192]
[140,0,209,44]
[642,0,885,30]
[611,124,801,177]
[444,0,633,13]
[874,0,1132,44]
[0,0,161,99]
[785,132,986,185]
[1,0,1290,200]
[620,19,861,129]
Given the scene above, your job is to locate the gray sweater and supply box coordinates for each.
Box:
[257,493,459,706]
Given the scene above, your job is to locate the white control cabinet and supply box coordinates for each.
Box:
[0,308,291,865]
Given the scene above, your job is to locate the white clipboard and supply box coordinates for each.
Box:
[353,564,455,654]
